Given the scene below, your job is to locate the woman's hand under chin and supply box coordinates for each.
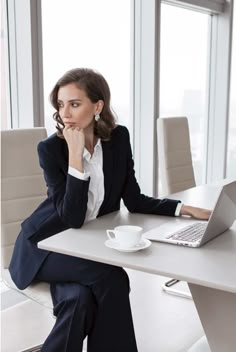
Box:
[63,125,85,157]
[180,205,212,220]
[63,125,85,172]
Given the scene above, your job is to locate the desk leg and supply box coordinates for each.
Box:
[188,283,236,352]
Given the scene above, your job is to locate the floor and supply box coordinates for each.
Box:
[1,270,209,352]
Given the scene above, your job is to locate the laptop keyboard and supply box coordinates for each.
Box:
[166,222,207,242]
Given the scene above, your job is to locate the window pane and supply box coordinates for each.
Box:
[160,3,209,185]
[41,0,131,136]
[227,4,236,178]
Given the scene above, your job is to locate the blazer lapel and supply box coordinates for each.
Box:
[100,139,113,211]
[60,137,69,174]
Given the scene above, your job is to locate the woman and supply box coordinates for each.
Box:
[9,68,211,352]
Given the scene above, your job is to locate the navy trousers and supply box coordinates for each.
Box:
[35,252,138,352]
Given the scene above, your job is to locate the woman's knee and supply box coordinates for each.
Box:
[51,282,95,310]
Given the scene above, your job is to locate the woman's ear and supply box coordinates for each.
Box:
[96,100,104,114]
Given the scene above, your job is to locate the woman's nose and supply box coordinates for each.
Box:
[61,105,71,118]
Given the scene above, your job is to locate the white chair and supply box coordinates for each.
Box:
[157,117,196,298]
[157,116,196,195]
[1,128,53,351]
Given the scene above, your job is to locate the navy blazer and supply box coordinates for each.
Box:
[9,125,180,289]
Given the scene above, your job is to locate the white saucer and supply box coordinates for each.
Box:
[105,238,151,252]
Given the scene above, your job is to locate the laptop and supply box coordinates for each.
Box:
[143,181,236,247]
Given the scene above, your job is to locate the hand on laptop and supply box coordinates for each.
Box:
[180,205,212,220]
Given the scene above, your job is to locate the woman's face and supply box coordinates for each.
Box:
[57,83,102,131]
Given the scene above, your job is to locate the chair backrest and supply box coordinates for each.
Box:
[157,117,196,195]
[1,128,47,271]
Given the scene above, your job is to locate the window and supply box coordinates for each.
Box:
[41,0,132,136]
[227,3,236,178]
[159,3,210,185]
[1,0,11,129]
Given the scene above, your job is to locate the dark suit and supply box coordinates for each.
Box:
[9,125,180,352]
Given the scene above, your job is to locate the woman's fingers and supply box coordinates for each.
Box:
[180,205,212,220]
[62,126,85,159]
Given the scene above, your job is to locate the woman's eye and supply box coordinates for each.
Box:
[72,103,80,107]
[57,103,63,109]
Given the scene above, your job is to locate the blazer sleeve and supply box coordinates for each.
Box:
[38,140,90,228]
[121,128,181,216]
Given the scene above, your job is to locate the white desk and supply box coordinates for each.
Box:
[38,184,236,352]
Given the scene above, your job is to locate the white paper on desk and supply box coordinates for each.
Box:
[142,219,196,241]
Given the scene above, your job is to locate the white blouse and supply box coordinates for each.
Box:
[68,139,104,222]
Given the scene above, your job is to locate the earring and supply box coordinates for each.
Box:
[95,114,100,122]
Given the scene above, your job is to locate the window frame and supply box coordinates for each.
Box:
[207,2,234,181]
[163,0,226,14]
[1,0,12,129]
[6,0,44,128]
[133,0,160,196]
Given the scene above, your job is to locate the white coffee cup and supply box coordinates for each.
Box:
[106,225,143,248]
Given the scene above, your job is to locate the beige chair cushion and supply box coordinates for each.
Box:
[1,128,47,269]
[157,117,196,195]
[2,269,53,310]
[1,128,53,312]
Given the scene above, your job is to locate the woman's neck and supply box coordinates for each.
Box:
[85,131,97,156]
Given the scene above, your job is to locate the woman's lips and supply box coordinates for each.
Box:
[64,122,76,126]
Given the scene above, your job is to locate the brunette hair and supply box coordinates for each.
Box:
[50,68,116,140]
